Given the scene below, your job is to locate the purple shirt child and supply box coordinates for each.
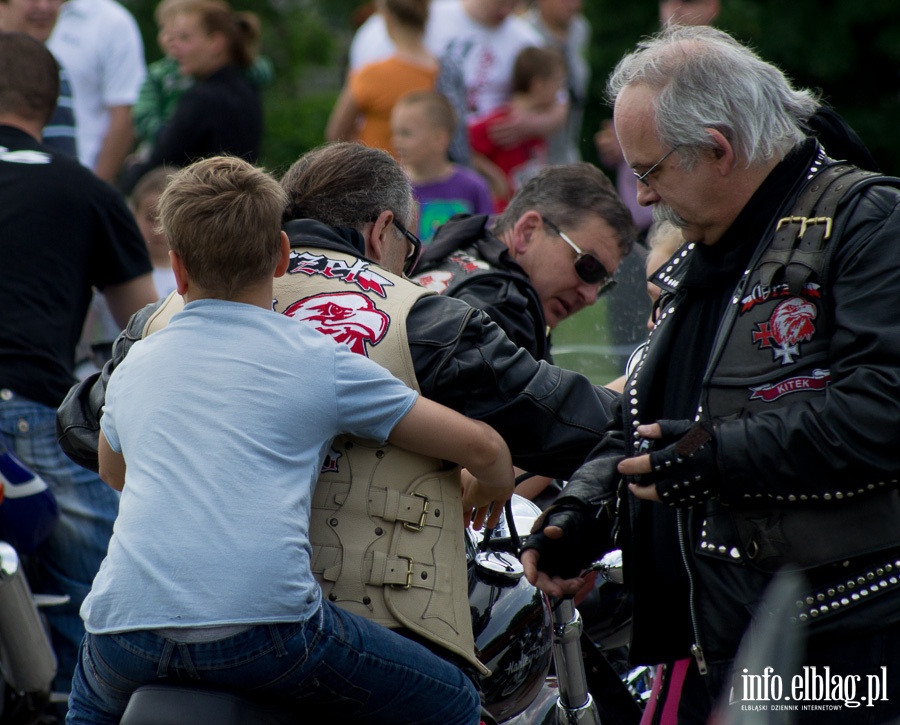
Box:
[413,166,493,243]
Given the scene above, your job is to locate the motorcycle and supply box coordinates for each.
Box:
[117,494,645,725]
[0,444,68,725]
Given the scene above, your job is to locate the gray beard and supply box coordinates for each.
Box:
[653,204,688,229]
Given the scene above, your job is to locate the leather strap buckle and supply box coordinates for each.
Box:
[775,215,833,240]
[403,492,429,532]
[391,555,414,589]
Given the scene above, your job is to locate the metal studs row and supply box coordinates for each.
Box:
[698,519,742,560]
[741,479,897,501]
[655,244,695,291]
[792,558,900,623]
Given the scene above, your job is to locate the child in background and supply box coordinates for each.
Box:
[326,0,437,157]
[67,155,513,724]
[391,90,493,243]
[129,166,177,298]
[468,45,566,211]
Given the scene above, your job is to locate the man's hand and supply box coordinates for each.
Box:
[486,109,533,148]
[460,467,514,530]
[487,100,568,148]
[519,501,612,597]
[521,544,586,599]
[619,420,721,507]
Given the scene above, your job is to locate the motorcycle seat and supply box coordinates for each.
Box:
[119,684,300,725]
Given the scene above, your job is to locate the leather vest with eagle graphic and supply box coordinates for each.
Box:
[142,246,485,673]
[630,159,900,574]
[272,245,487,674]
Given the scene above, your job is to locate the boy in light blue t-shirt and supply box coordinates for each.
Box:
[67,156,514,725]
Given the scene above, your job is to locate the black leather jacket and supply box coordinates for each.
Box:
[414,214,551,362]
[553,142,900,667]
[57,219,615,481]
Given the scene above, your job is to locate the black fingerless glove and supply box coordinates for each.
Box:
[636,420,722,508]
[520,500,613,579]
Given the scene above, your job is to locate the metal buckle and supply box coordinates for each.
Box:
[391,555,414,589]
[775,215,833,240]
[403,492,429,532]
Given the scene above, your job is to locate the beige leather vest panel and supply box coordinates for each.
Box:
[274,247,485,674]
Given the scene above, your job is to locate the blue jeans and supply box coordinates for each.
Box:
[0,391,119,704]
[67,602,480,725]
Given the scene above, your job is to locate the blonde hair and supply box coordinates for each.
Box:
[647,220,684,258]
[157,156,287,297]
[395,90,456,136]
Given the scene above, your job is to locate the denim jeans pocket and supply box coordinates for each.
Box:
[83,635,149,704]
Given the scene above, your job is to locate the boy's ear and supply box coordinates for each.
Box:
[273,231,291,278]
[170,250,190,296]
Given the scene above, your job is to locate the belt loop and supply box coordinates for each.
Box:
[176,642,200,680]
[156,639,175,678]
[269,624,287,658]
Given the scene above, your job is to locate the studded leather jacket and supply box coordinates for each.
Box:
[554,142,900,667]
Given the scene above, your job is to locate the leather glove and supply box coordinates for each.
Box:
[633,420,722,507]
[520,500,612,579]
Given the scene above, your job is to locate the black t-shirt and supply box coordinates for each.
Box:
[122,65,263,195]
[0,125,152,407]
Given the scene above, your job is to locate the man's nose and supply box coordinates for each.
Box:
[636,182,660,207]
[576,281,601,307]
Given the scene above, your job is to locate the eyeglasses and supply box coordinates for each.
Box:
[393,218,422,276]
[542,217,616,296]
[633,144,681,186]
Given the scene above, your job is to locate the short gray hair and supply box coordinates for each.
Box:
[493,164,636,256]
[606,25,820,168]
[280,142,413,230]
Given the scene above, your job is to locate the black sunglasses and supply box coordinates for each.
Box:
[393,219,422,276]
[542,217,616,296]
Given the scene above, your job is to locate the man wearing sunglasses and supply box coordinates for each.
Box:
[414,163,634,363]
[58,142,621,696]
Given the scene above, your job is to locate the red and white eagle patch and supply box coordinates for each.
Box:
[283,291,389,357]
[751,296,817,365]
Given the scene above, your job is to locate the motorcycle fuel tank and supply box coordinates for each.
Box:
[467,496,553,722]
